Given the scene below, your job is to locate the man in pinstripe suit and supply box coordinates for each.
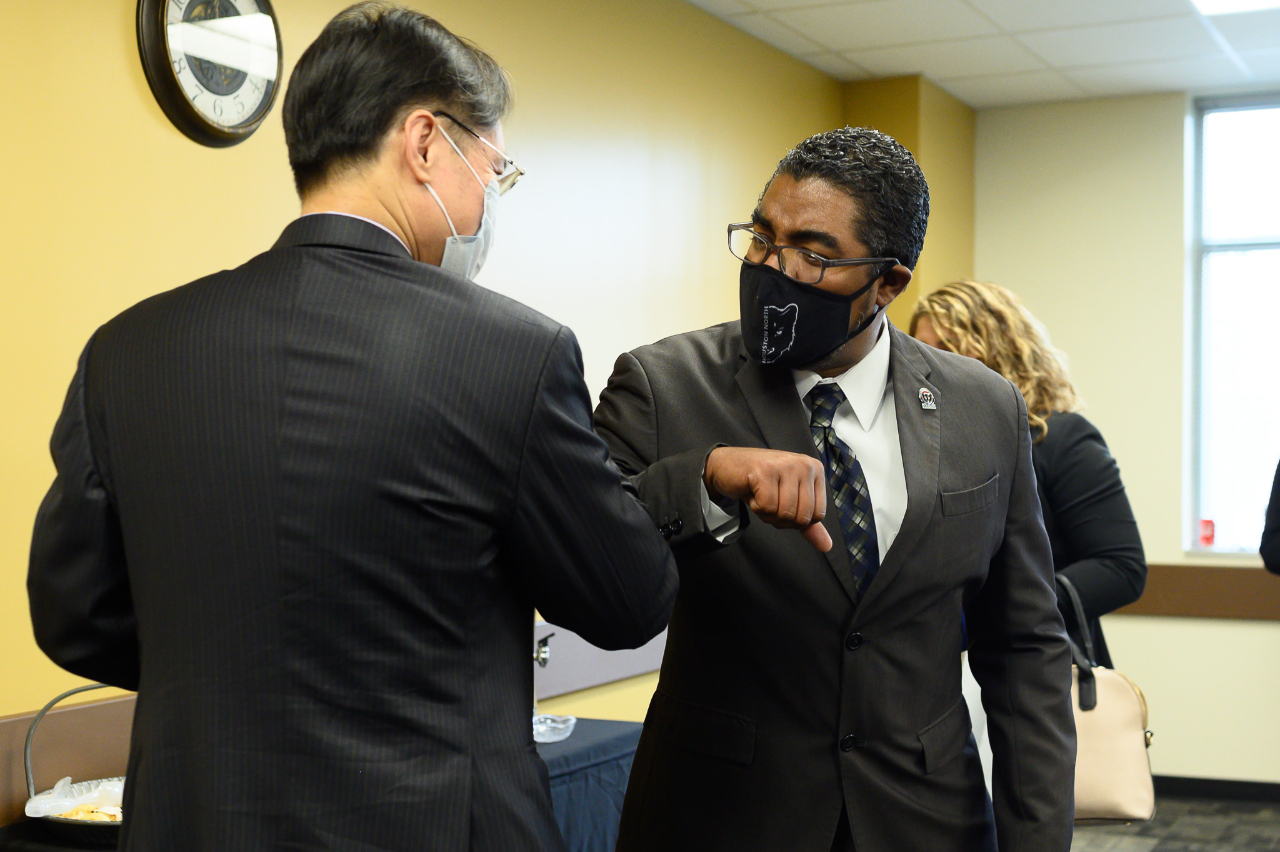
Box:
[27,6,677,851]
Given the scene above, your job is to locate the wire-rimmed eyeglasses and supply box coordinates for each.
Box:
[436,111,525,195]
[727,223,898,285]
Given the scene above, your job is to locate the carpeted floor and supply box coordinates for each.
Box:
[1072,797,1280,851]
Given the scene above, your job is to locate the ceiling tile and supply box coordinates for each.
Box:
[1205,8,1280,53]
[960,0,1196,32]
[1016,16,1224,67]
[1065,54,1251,94]
[752,0,880,8]
[726,12,827,56]
[801,51,875,80]
[682,0,754,14]
[846,34,1047,78]
[781,0,1000,52]
[934,69,1089,108]
[1240,47,1280,79]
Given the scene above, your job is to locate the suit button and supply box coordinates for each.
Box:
[845,632,863,651]
[840,734,858,752]
[659,525,673,540]
[669,518,683,535]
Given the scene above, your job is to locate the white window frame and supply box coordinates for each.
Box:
[1191,92,1280,554]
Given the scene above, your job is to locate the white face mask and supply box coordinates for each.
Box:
[423,128,499,281]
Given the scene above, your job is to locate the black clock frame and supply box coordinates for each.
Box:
[136,0,283,148]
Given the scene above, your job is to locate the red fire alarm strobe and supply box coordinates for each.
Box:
[1199,519,1215,548]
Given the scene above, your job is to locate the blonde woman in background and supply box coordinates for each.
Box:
[912,280,1147,787]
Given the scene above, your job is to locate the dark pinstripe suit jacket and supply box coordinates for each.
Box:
[596,322,1075,852]
[27,214,678,852]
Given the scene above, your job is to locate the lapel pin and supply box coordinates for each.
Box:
[918,388,936,410]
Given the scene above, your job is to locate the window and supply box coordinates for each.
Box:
[1193,95,1280,553]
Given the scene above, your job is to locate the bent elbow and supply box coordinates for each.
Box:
[1123,558,1148,605]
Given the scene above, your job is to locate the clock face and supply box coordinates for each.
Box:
[137,0,282,147]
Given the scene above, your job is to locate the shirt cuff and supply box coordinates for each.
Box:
[701,481,741,543]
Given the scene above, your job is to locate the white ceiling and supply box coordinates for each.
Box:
[683,0,1280,108]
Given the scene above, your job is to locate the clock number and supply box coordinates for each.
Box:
[141,0,281,146]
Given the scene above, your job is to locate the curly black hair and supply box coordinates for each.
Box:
[771,126,930,270]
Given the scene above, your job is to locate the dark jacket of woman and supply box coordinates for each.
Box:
[1261,460,1280,573]
[1033,412,1147,668]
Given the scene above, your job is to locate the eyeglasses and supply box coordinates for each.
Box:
[727,223,898,285]
[435,111,525,195]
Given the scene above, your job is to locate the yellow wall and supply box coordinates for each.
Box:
[843,76,921,153]
[539,671,659,723]
[1102,614,1280,783]
[841,76,975,328]
[974,92,1280,781]
[914,79,976,315]
[975,93,1192,568]
[0,0,841,718]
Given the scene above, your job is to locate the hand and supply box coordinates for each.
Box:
[704,447,832,552]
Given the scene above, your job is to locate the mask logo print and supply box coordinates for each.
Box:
[760,303,799,364]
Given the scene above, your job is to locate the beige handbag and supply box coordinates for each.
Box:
[1057,575,1155,822]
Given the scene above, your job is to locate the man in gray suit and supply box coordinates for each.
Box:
[597,126,1075,852]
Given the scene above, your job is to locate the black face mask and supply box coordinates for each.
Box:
[739,262,884,368]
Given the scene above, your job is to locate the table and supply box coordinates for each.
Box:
[0,821,101,852]
[537,718,644,852]
[0,718,643,852]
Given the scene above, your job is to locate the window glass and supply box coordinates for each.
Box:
[1197,248,1280,552]
[1202,107,1280,244]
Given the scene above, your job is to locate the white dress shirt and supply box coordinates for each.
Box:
[704,324,908,564]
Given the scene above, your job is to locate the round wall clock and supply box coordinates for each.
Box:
[137,0,283,148]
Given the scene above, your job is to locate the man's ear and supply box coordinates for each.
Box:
[403,109,442,185]
[876,264,913,307]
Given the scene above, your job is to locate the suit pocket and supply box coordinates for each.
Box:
[652,689,756,766]
[918,699,971,774]
[941,474,999,517]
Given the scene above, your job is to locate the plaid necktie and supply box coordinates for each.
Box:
[807,382,879,601]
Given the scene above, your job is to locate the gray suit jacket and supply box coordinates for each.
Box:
[595,321,1075,852]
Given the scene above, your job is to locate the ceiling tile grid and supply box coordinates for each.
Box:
[845,34,1046,78]
[1013,16,1225,67]
[783,0,1001,52]
[935,69,1090,109]
[679,0,1280,108]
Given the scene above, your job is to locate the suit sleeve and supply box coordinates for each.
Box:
[594,350,747,559]
[507,328,679,651]
[966,382,1076,852]
[1262,459,1280,574]
[28,338,140,691]
[1041,416,1147,620]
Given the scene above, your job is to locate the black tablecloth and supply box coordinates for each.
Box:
[537,718,643,852]
[0,820,108,852]
[0,718,643,852]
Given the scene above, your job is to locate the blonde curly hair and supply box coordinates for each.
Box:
[909,280,1080,442]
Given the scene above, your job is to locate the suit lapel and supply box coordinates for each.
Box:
[854,325,940,617]
[735,354,860,607]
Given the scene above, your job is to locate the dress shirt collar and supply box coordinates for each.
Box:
[792,320,893,430]
[303,211,411,255]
